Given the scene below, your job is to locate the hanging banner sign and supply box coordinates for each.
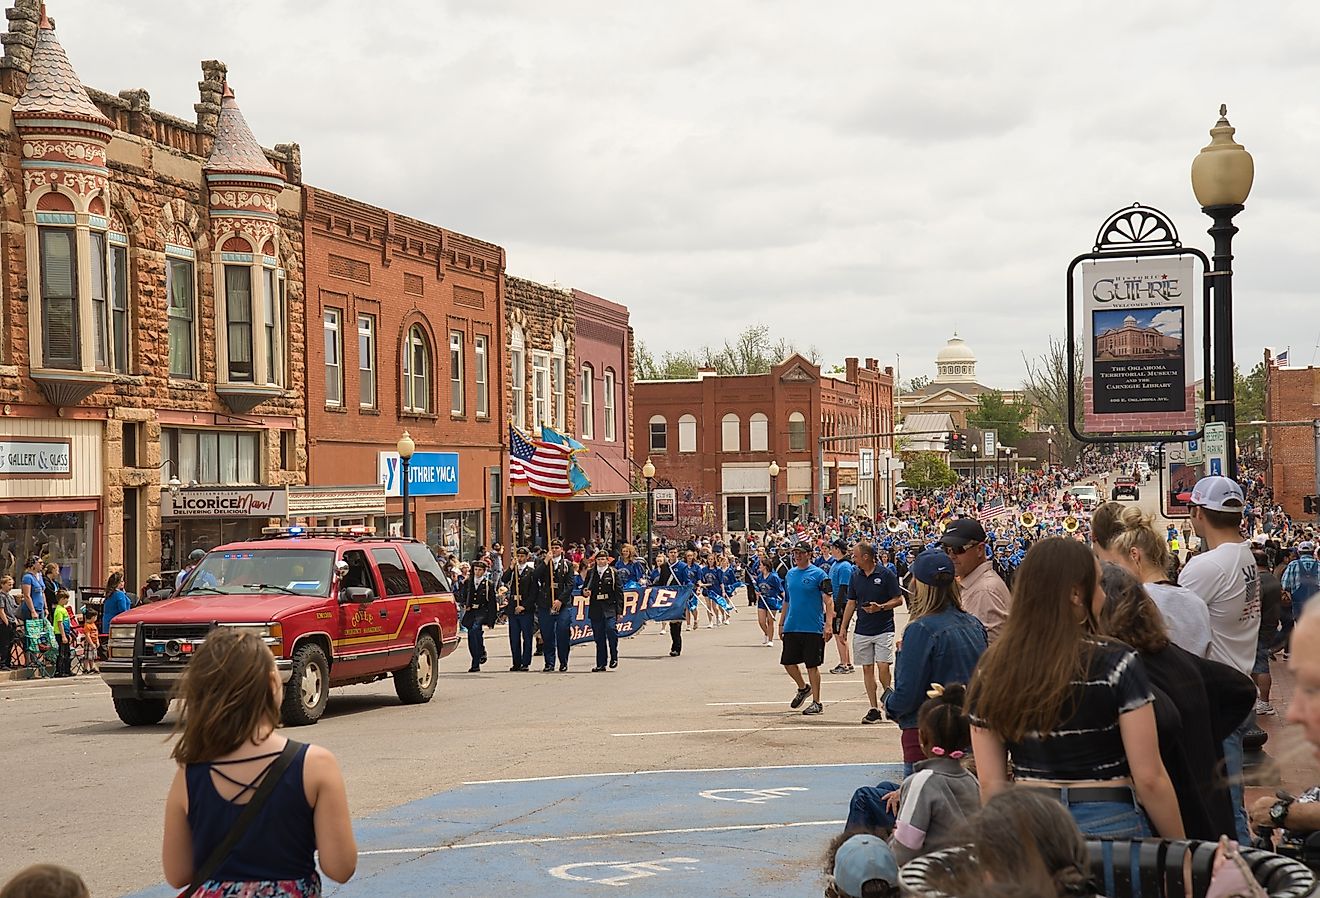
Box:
[562,584,693,644]
[652,488,678,525]
[1082,256,1196,433]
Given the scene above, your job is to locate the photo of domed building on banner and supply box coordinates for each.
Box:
[898,334,1033,433]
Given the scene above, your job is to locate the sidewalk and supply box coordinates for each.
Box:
[1247,652,1316,800]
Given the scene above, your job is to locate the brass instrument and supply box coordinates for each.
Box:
[1020,511,1036,528]
[1063,515,1079,533]
[886,517,903,533]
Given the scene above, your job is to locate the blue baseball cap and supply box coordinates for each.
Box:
[912,547,955,585]
[833,834,899,896]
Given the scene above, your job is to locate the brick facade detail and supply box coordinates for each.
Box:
[1264,355,1319,518]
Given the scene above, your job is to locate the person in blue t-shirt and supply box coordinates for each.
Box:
[827,540,856,675]
[101,571,133,635]
[780,543,833,716]
[842,541,905,724]
[19,556,45,622]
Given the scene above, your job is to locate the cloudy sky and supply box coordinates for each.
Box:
[51,1,1320,386]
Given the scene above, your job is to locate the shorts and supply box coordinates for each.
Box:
[1253,640,1272,675]
[853,632,895,666]
[780,631,826,669]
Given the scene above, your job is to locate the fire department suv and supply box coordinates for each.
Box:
[101,529,460,727]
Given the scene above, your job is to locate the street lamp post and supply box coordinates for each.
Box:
[1192,104,1253,480]
[970,443,979,491]
[397,431,416,538]
[1046,437,1053,470]
[768,460,780,526]
[642,458,656,560]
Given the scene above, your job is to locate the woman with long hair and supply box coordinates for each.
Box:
[967,537,1184,839]
[754,554,784,646]
[162,628,356,897]
[1091,503,1210,656]
[101,571,132,635]
[1096,562,1255,839]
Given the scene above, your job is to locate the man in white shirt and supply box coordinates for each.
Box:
[1179,475,1260,843]
[939,518,1011,642]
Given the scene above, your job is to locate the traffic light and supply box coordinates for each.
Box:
[945,432,956,451]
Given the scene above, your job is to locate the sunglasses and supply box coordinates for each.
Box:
[942,544,974,556]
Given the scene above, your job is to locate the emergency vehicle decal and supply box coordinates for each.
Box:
[334,595,453,648]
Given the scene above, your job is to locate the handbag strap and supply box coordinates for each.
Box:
[182,740,301,898]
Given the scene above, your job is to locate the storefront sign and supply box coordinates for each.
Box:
[858,449,874,479]
[0,438,71,478]
[653,488,677,524]
[1082,256,1195,433]
[163,488,288,517]
[836,468,858,487]
[378,451,460,497]
[1202,421,1227,477]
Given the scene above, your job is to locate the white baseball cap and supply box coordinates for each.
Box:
[1300,541,1316,554]
[1187,476,1245,513]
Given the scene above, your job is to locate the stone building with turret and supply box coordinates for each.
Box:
[0,1,305,595]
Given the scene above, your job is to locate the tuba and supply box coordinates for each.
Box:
[1063,515,1079,533]
[886,517,903,533]
[1019,511,1036,528]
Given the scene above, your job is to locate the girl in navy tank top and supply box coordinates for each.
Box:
[162,628,357,897]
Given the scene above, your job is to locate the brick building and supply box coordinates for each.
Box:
[1263,350,1319,519]
[302,187,505,561]
[0,3,305,594]
[633,355,895,535]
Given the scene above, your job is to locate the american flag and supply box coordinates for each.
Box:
[984,496,1006,517]
[509,425,574,497]
[1275,349,1290,368]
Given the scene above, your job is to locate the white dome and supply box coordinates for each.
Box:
[936,335,976,364]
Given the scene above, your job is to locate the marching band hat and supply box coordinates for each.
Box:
[515,546,530,557]
[471,558,488,570]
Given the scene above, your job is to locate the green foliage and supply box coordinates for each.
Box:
[902,452,958,491]
[903,375,932,392]
[633,324,819,380]
[1234,362,1266,445]
[966,389,1030,446]
[1022,336,1083,465]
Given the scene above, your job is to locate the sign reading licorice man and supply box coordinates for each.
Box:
[1082,257,1195,434]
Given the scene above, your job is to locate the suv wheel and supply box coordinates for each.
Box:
[283,643,330,726]
[394,633,439,705]
[113,695,169,726]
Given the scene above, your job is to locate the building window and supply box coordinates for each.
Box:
[473,334,489,418]
[603,368,616,442]
[551,331,566,430]
[725,495,768,533]
[426,509,483,562]
[225,265,254,382]
[109,242,129,374]
[750,412,769,452]
[38,227,78,369]
[89,231,109,370]
[403,325,431,414]
[649,415,667,452]
[788,411,807,451]
[678,414,697,453]
[324,308,343,407]
[721,413,740,452]
[580,365,594,440]
[162,427,261,486]
[510,326,526,431]
[450,330,465,415]
[358,314,376,408]
[533,351,550,427]
[263,267,285,387]
[163,255,196,379]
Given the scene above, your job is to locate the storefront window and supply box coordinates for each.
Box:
[0,512,95,593]
[425,510,482,561]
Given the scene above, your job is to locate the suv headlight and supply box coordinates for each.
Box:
[226,623,284,651]
[109,624,136,641]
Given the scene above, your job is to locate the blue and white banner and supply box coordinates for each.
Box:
[565,585,693,645]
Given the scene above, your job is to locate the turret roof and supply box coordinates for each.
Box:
[204,84,281,178]
[13,9,113,128]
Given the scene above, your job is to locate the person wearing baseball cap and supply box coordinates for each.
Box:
[939,518,1011,643]
[1179,475,1258,842]
[780,541,834,716]
[827,539,856,675]
[827,833,899,898]
[1281,537,1320,656]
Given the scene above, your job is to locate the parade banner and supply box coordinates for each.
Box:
[1082,256,1195,434]
[565,584,693,644]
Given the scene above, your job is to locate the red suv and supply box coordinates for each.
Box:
[102,530,459,727]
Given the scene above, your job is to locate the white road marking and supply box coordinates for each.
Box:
[462,761,880,785]
[549,857,700,886]
[357,819,844,856]
[698,787,807,804]
[610,724,891,736]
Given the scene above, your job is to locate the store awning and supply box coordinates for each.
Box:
[564,491,646,503]
[287,485,386,518]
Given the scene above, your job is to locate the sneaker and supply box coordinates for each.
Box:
[559,664,568,671]
[802,701,824,715]
[706,623,715,629]
[862,708,884,724]
[828,664,848,675]
[1255,700,1276,716]
[844,665,855,674]
[790,685,812,709]
[468,664,480,672]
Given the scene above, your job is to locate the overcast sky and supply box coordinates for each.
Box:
[52,1,1320,387]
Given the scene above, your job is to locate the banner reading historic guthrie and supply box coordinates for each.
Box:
[1082,257,1196,434]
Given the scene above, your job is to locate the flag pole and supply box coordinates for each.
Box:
[545,493,552,549]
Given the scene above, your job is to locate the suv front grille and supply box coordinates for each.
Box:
[142,625,213,641]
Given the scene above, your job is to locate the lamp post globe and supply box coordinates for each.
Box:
[397,430,416,538]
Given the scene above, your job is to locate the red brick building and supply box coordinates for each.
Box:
[302,187,505,560]
[633,356,895,535]
[1263,350,1319,519]
[0,4,305,594]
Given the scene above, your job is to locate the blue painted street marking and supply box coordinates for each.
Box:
[124,763,904,897]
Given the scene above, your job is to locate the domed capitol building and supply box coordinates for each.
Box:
[898,334,1032,432]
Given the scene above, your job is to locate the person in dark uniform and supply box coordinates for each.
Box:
[500,546,539,671]
[548,539,578,672]
[654,548,683,657]
[458,559,498,672]
[582,548,623,671]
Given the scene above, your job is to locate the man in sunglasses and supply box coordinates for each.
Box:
[938,518,1011,642]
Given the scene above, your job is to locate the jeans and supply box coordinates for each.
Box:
[538,609,560,668]
[0,621,13,668]
[467,624,485,666]
[846,779,902,833]
[1223,710,1254,843]
[591,612,619,668]
[508,613,535,668]
[553,604,575,667]
[1067,797,1151,839]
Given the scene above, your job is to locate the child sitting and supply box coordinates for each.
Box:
[82,607,100,673]
[823,832,899,898]
[845,682,981,864]
[0,863,91,898]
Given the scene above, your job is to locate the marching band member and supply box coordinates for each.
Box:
[654,549,684,657]
[499,546,539,672]
[458,558,499,672]
[754,555,784,646]
[548,539,577,672]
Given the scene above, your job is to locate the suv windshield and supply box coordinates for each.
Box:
[180,549,335,597]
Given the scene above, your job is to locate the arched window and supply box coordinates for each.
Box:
[510,325,526,430]
[603,368,617,442]
[580,365,595,440]
[788,411,807,451]
[678,414,697,453]
[649,414,667,452]
[402,325,431,414]
[749,412,769,452]
[721,413,741,452]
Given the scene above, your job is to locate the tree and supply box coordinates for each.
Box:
[903,375,932,392]
[966,389,1031,446]
[901,452,958,491]
[1022,336,1084,465]
[632,324,818,379]
[1234,361,1267,446]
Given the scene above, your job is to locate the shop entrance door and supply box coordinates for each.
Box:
[160,523,181,575]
